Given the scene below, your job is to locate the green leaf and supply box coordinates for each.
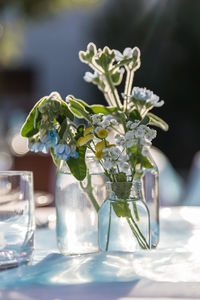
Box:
[79,42,97,64]
[130,145,137,155]
[72,98,117,115]
[58,119,67,139]
[67,146,87,181]
[21,97,46,137]
[74,124,85,141]
[111,69,123,85]
[148,113,169,131]
[87,105,116,115]
[129,109,142,121]
[59,100,74,121]
[77,124,85,134]
[94,47,115,71]
[139,116,150,125]
[142,156,153,169]
[92,76,106,91]
[67,97,90,120]
[112,201,132,218]
[69,106,83,119]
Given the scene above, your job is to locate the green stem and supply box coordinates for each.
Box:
[124,67,134,95]
[104,91,115,107]
[105,204,112,251]
[80,174,100,213]
[133,202,140,222]
[129,214,150,249]
[126,217,147,249]
[124,67,134,112]
[105,72,122,110]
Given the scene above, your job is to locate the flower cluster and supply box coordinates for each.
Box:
[91,113,118,138]
[29,127,58,154]
[102,147,129,175]
[89,115,157,178]
[27,92,79,162]
[130,87,164,108]
[54,144,78,160]
[21,43,168,183]
[29,128,78,161]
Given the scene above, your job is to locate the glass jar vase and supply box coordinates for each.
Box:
[56,154,107,255]
[98,181,151,252]
[140,149,159,249]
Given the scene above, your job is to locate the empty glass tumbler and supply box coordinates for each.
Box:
[0,171,35,269]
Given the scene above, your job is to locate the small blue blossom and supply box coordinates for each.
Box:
[131,87,164,107]
[71,151,79,159]
[29,142,49,154]
[54,144,75,161]
[41,127,58,148]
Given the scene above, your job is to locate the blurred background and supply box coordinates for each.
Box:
[0,0,200,206]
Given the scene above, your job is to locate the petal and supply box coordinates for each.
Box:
[123,47,132,57]
[154,100,164,107]
[58,144,65,153]
[114,50,123,61]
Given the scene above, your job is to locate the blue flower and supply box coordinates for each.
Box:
[71,151,79,159]
[54,144,79,161]
[54,144,71,161]
[41,127,58,148]
[131,87,164,107]
[29,142,49,154]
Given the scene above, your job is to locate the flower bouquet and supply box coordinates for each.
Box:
[21,43,168,252]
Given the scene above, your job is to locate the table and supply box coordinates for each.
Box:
[0,207,200,300]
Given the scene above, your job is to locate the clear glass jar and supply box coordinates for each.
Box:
[56,154,107,255]
[98,181,151,252]
[141,150,159,249]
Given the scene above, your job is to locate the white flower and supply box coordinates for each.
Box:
[135,127,145,138]
[126,120,140,130]
[98,119,110,128]
[131,87,164,107]
[103,159,114,172]
[139,138,147,146]
[126,121,132,129]
[120,154,129,162]
[126,139,137,148]
[125,131,135,140]
[145,129,157,141]
[119,161,130,174]
[142,146,149,157]
[95,126,103,134]
[115,134,125,146]
[114,47,140,62]
[124,130,137,148]
[83,71,99,83]
[110,119,118,126]
[91,113,103,125]
[110,147,121,160]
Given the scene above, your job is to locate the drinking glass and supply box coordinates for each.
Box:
[0,171,35,269]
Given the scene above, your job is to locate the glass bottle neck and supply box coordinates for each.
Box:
[106,180,142,200]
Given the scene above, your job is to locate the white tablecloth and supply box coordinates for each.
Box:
[0,206,200,300]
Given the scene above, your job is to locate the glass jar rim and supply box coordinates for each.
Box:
[0,170,33,176]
